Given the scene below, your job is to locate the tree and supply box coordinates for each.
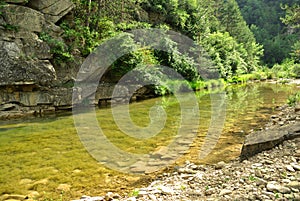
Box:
[290,41,300,62]
[236,0,300,66]
[281,4,300,28]
[203,31,248,78]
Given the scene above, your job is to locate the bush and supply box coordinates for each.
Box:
[39,32,73,63]
[271,59,297,78]
[293,64,300,78]
[287,91,300,106]
[203,32,249,79]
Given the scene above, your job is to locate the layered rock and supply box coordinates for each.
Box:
[1,4,46,32]
[0,0,74,115]
[27,0,74,23]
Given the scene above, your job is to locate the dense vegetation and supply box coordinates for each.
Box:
[47,0,299,92]
[236,0,300,66]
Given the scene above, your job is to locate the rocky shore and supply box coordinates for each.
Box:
[74,102,300,201]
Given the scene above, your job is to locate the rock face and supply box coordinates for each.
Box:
[0,1,154,118]
[0,0,75,116]
[27,0,75,23]
[0,1,71,86]
[2,4,46,32]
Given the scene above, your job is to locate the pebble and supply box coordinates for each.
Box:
[148,194,157,201]
[219,189,232,196]
[264,159,274,165]
[292,163,300,171]
[267,182,291,194]
[57,184,71,192]
[287,165,296,172]
[286,181,300,189]
[159,186,174,194]
[215,161,226,169]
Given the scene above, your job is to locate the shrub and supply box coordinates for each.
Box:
[39,32,73,63]
[287,91,300,106]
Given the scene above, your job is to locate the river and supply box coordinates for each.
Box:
[0,82,297,200]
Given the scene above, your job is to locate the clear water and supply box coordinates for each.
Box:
[0,83,297,200]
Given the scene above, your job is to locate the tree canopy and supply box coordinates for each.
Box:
[49,0,285,82]
[236,0,300,66]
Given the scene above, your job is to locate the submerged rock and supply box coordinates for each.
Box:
[57,184,71,192]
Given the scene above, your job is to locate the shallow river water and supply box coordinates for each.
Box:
[0,83,297,200]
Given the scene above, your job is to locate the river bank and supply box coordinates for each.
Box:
[74,92,300,200]
[0,78,295,121]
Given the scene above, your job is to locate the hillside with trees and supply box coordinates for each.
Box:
[49,0,263,87]
[236,0,300,66]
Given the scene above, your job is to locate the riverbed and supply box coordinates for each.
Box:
[0,82,297,200]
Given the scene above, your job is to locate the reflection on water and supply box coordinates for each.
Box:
[0,83,297,200]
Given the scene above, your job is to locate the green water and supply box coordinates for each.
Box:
[0,83,297,200]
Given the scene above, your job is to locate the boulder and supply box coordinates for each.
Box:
[1,4,45,33]
[22,37,52,60]
[27,0,74,23]
[240,122,300,160]
[0,47,56,86]
[0,0,75,114]
[0,31,52,60]
[0,40,22,58]
[0,103,16,111]
[53,88,73,107]
[0,31,54,86]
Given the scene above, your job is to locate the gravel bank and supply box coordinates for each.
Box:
[76,138,300,201]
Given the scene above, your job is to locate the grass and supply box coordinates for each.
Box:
[248,175,257,182]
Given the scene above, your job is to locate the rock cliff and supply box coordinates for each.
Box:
[0,1,158,119]
[0,0,75,117]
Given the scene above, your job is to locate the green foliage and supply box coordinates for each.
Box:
[129,189,140,197]
[281,4,300,28]
[167,53,200,81]
[39,32,73,63]
[189,80,207,91]
[106,33,162,80]
[153,80,191,96]
[152,35,200,81]
[290,41,300,63]
[189,79,225,91]
[287,91,300,106]
[248,175,257,182]
[203,31,249,79]
[60,19,113,57]
[271,59,299,78]
[0,1,6,16]
[110,51,143,78]
[218,0,256,44]
[57,0,264,82]
[3,24,19,32]
[293,64,300,77]
[237,0,300,66]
